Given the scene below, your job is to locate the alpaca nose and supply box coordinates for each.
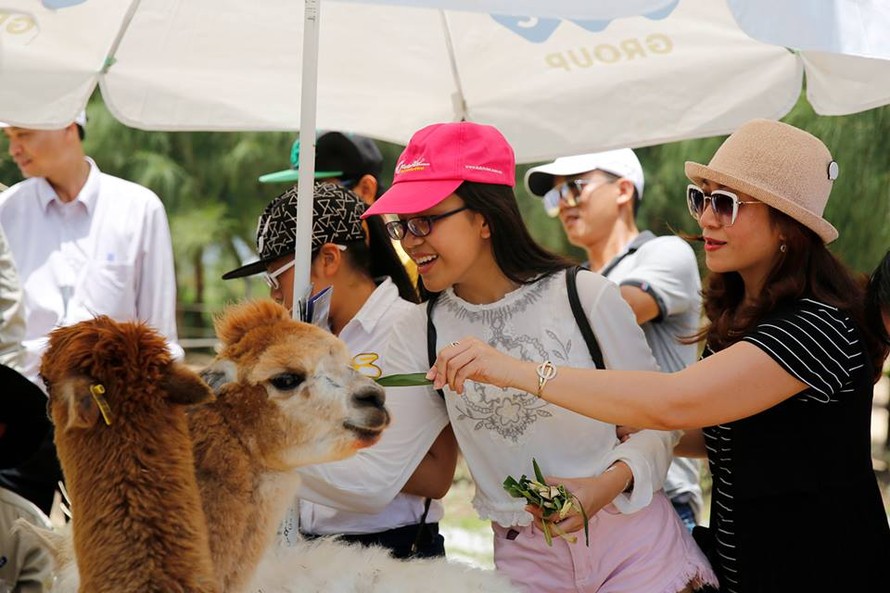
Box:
[352,386,386,411]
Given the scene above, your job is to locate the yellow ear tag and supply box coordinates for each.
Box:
[89,384,113,426]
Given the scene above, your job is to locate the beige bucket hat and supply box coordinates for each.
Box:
[685,119,839,243]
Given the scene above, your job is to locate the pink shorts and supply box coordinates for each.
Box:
[492,491,717,593]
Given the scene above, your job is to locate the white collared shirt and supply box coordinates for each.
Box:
[0,158,182,383]
[297,278,449,535]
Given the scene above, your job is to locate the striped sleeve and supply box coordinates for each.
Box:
[742,299,863,402]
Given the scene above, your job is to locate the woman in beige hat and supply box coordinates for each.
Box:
[429,119,890,592]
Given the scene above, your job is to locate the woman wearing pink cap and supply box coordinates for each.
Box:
[365,122,717,593]
[429,120,890,592]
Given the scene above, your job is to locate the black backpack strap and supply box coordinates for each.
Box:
[409,496,434,557]
[426,293,445,398]
[566,266,605,369]
[599,230,657,277]
[417,296,445,553]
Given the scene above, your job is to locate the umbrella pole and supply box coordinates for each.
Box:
[293,0,322,320]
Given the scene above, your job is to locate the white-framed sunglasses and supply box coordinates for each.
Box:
[263,258,295,290]
[262,245,348,290]
[686,184,765,227]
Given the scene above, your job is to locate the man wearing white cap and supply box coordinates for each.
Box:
[525,149,704,530]
[0,111,182,514]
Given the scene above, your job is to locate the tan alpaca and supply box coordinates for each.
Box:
[39,316,218,593]
[191,300,390,593]
[196,301,516,593]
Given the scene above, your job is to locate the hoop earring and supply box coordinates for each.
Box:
[780,243,787,253]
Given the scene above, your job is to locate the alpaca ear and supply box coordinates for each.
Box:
[58,379,100,430]
[161,363,215,405]
[199,359,238,395]
[214,300,289,347]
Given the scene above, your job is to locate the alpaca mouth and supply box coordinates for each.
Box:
[343,415,388,443]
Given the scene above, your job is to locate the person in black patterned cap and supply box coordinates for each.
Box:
[259,130,418,300]
[223,182,456,559]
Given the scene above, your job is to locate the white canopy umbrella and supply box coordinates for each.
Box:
[3,0,890,156]
[2,0,889,313]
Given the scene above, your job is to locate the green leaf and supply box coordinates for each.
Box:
[374,373,433,387]
[542,522,553,546]
[577,496,590,546]
[503,458,590,547]
[532,457,546,483]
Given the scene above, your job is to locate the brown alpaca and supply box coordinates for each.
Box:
[40,316,219,593]
[190,300,389,593]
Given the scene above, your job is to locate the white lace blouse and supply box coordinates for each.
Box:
[385,269,678,528]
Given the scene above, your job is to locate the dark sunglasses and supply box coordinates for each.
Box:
[686,184,764,227]
[384,206,469,240]
[542,177,620,218]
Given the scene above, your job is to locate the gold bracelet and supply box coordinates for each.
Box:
[535,360,557,398]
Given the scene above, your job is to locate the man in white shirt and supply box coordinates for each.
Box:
[0,111,182,513]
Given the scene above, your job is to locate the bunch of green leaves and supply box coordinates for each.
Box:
[503,458,589,546]
[374,373,432,387]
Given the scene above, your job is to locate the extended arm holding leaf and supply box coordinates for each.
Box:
[429,337,806,431]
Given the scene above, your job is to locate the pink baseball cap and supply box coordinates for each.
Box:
[362,122,515,217]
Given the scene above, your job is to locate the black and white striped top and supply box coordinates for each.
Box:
[701,298,883,592]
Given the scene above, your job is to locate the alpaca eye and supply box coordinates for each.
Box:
[269,373,305,391]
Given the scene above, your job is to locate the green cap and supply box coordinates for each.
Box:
[259,131,383,184]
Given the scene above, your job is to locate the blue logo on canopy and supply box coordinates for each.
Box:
[490,0,679,43]
[42,0,87,8]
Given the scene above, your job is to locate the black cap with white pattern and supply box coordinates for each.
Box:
[222,182,367,279]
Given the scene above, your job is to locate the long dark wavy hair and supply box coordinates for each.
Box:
[695,208,886,381]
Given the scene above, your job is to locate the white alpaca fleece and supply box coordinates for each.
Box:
[21,522,518,593]
[248,539,519,593]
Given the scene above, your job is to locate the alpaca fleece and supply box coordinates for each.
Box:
[41,316,218,593]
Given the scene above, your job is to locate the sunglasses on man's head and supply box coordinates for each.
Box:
[686,184,764,227]
[384,206,469,240]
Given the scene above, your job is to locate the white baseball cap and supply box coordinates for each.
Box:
[525,148,645,206]
[0,110,87,130]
